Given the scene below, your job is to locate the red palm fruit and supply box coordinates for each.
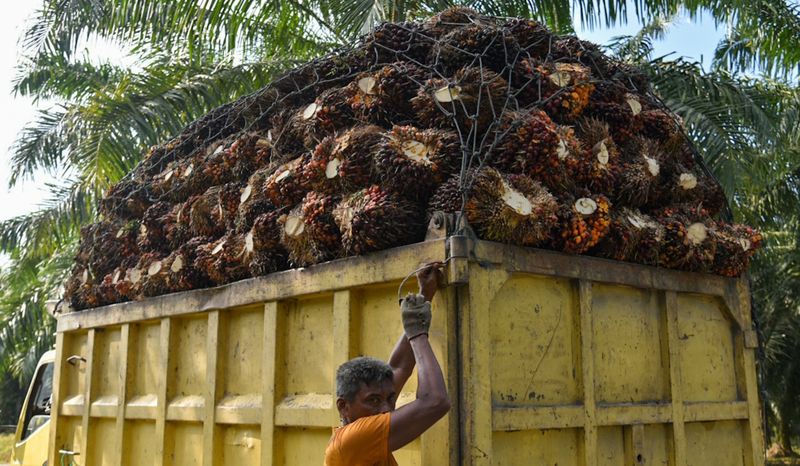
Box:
[193,233,252,286]
[574,118,622,194]
[503,18,551,58]
[422,7,492,39]
[615,137,666,208]
[347,62,427,124]
[551,37,618,81]
[655,206,717,272]
[666,168,727,217]
[412,66,510,133]
[556,193,612,254]
[375,125,461,200]
[333,186,426,255]
[584,91,646,144]
[138,201,174,253]
[99,178,151,219]
[515,59,595,122]
[163,201,192,250]
[188,183,242,238]
[304,125,384,194]
[226,132,272,181]
[427,171,467,219]
[279,192,342,267]
[264,155,310,208]
[710,222,763,277]
[430,24,520,75]
[491,110,560,175]
[85,220,140,279]
[236,167,275,233]
[637,108,682,143]
[465,169,559,246]
[363,21,432,64]
[290,87,356,151]
[249,210,284,252]
[661,132,697,169]
[592,207,664,265]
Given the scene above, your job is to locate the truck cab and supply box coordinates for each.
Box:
[11,349,54,466]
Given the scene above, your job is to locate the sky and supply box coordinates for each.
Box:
[0,4,725,224]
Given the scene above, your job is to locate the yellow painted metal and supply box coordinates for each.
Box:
[46,239,765,465]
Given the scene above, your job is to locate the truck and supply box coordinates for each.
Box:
[11,232,766,465]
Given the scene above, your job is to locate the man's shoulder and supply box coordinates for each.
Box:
[325,413,392,465]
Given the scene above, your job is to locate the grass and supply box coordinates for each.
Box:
[0,432,14,462]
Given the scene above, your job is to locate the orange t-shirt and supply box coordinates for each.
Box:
[324,412,398,466]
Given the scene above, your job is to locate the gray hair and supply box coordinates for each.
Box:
[336,356,393,401]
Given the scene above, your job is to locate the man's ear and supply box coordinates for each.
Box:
[336,397,348,421]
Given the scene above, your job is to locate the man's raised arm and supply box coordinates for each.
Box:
[387,274,450,451]
[387,263,442,395]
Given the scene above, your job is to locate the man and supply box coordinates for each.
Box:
[324,263,450,466]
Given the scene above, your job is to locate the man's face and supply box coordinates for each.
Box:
[337,378,397,424]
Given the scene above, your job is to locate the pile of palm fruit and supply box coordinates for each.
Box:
[63,8,762,311]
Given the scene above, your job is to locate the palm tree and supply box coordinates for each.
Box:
[2,0,798,445]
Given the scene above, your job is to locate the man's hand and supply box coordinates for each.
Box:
[401,293,431,340]
[416,262,443,302]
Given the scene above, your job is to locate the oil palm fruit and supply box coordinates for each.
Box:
[334,186,425,255]
[226,132,272,181]
[503,18,551,58]
[235,166,274,233]
[666,167,727,216]
[615,137,666,207]
[491,109,560,176]
[655,206,717,272]
[188,183,242,238]
[593,207,664,265]
[515,59,595,122]
[423,7,492,39]
[412,66,509,133]
[99,178,151,219]
[304,125,384,194]
[375,125,461,200]
[364,21,432,64]
[466,169,559,246]
[637,108,681,143]
[556,193,612,254]
[710,222,763,277]
[347,62,427,125]
[431,24,520,75]
[138,202,174,253]
[575,118,621,194]
[194,233,252,286]
[264,155,310,208]
[279,191,342,267]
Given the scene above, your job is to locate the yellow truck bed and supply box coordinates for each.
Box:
[49,236,765,465]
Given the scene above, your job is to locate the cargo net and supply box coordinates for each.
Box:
[64,7,763,311]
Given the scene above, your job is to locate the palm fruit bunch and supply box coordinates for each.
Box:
[187,183,242,237]
[614,137,666,208]
[573,118,622,195]
[375,125,460,200]
[347,62,426,124]
[279,192,341,267]
[412,66,509,133]
[64,8,765,311]
[430,168,559,246]
[247,211,289,276]
[594,208,664,265]
[264,155,310,208]
[303,126,384,194]
[710,223,763,277]
[334,186,425,255]
[194,233,252,286]
[431,23,519,75]
[515,60,595,122]
[235,167,275,233]
[555,193,612,254]
[655,206,718,272]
